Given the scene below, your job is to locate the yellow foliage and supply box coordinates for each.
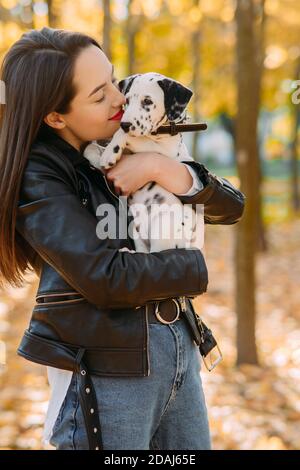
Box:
[1,0,17,9]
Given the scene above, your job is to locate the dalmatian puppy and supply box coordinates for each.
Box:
[83,73,204,254]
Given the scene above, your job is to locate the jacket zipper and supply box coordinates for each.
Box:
[145,304,150,377]
[35,291,85,306]
[36,292,83,301]
[35,298,85,306]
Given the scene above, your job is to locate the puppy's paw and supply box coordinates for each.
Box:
[83,142,105,169]
[100,144,123,170]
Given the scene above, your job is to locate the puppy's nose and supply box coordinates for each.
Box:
[120,122,132,133]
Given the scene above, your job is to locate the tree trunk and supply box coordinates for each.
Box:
[46,1,57,28]
[126,0,135,76]
[102,0,112,61]
[191,1,202,161]
[253,0,267,252]
[235,0,259,365]
[125,0,145,76]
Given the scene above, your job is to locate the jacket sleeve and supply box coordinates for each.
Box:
[16,158,208,310]
[174,164,204,196]
[175,160,246,225]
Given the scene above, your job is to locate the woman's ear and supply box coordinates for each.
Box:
[43,111,66,130]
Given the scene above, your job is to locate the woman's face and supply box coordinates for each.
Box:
[45,44,126,151]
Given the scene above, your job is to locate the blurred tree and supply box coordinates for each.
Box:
[125,0,145,75]
[102,0,112,61]
[0,4,12,23]
[221,1,267,253]
[191,0,202,160]
[235,0,259,365]
[219,110,235,140]
[21,0,34,29]
[290,57,300,211]
[253,0,267,253]
[126,0,135,75]
[46,0,59,28]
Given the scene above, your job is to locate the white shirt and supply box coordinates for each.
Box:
[42,164,204,446]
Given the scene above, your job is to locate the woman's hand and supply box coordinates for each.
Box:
[104,152,193,196]
[104,152,156,196]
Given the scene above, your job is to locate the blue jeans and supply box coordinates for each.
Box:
[49,317,212,450]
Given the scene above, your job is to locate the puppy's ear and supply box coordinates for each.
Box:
[118,74,141,95]
[157,78,193,122]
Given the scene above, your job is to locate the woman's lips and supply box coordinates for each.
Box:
[109,109,124,120]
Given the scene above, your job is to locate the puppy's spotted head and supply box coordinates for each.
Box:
[118,73,193,137]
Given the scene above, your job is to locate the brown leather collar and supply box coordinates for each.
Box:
[151,122,207,136]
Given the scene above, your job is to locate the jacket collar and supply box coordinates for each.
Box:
[36,125,90,168]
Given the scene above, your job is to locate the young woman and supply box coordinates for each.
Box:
[0,27,245,450]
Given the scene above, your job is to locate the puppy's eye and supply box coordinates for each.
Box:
[143,98,153,105]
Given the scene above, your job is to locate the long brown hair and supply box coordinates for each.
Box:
[0,27,102,288]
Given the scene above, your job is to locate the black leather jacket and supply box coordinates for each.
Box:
[15,127,245,448]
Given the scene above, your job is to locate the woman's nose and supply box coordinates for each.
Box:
[112,97,126,108]
[119,93,126,106]
[111,87,126,109]
[114,87,126,105]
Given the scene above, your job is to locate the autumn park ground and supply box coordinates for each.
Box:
[0,178,299,450]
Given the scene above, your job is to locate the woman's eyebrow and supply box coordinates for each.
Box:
[88,64,115,98]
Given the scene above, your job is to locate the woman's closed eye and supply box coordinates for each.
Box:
[95,78,119,103]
